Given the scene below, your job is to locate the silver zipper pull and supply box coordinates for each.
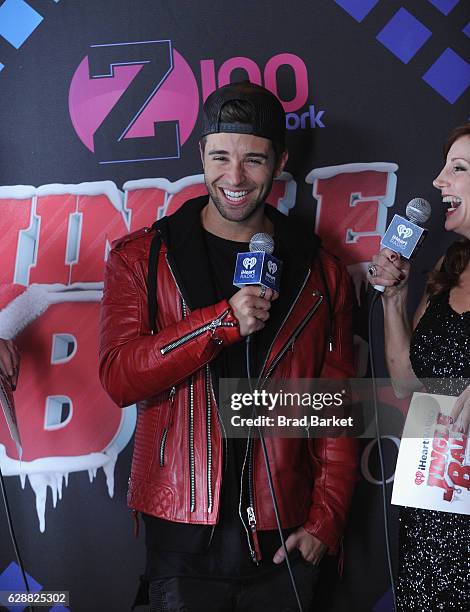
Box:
[209,309,229,332]
[209,318,221,331]
[247,506,256,527]
[169,386,176,402]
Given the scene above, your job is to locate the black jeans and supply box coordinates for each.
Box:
[149,559,319,612]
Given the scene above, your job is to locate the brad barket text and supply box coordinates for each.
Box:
[231,414,354,428]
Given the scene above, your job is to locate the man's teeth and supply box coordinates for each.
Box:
[222,189,248,201]
[443,195,462,210]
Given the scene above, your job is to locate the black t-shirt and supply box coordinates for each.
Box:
[143,230,294,580]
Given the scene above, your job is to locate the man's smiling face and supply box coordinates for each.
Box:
[201,132,287,226]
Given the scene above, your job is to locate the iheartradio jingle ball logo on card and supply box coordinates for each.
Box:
[392,393,470,515]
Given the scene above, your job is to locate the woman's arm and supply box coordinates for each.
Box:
[369,249,441,397]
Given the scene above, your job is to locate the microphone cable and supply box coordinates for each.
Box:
[245,334,304,612]
[0,464,35,612]
[368,289,397,611]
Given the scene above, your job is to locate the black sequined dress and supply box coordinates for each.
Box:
[398,290,470,611]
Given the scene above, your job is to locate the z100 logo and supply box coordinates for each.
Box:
[68,40,324,165]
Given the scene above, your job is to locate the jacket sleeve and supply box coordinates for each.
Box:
[99,246,241,407]
[303,257,359,553]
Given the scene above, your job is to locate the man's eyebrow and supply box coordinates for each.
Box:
[207,149,269,159]
[244,152,269,159]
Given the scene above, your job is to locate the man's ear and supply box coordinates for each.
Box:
[274,149,289,177]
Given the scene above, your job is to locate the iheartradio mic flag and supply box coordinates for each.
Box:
[392,392,469,515]
[380,214,427,259]
[233,252,282,293]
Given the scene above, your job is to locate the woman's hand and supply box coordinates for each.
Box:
[450,385,470,434]
[368,248,411,298]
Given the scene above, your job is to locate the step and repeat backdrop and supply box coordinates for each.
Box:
[0,0,468,610]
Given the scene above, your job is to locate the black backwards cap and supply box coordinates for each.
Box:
[201,81,286,146]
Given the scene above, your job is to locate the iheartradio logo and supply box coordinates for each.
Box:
[243,257,257,270]
[268,261,278,275]
[415,471,425,485]
[397,224,413,239]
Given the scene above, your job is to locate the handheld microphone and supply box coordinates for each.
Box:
[373,198,431,292]
[233,232,283,293]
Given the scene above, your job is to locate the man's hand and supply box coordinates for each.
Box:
[229,286,278,337]
[450,385,470,434]
[0,338,20,390]
[273,527,327,566]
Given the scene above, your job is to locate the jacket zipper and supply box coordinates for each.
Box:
[159,386,176,467]
[247,438,261,562]
[189,373,195,512]
[207,372,229,549]
[178,298,197,514]
[205,364,213,513]
[246,504,261,562]
[159,309,236,355]
[239,432,258,564]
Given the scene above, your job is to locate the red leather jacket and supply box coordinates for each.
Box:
[99,198,358,555]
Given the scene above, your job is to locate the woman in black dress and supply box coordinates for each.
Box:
[368,123,470,611]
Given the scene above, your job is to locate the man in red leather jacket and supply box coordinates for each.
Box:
[99,81,358,612]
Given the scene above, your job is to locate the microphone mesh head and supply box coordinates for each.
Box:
[406,198,431,225]
[249,233,274,254]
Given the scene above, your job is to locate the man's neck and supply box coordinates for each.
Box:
[201,203,273,242]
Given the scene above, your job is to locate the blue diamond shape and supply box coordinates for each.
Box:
[0,562,42,612]
[427,0,460,16]
[423,48,470,103]
[0,63,4,72]
[377,8,432,64]
[464,21,470,38]
[0,0,43,49]
[335,0,380,23]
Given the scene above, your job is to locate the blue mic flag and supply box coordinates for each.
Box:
[380,214,427,259]
[233,251,282,292]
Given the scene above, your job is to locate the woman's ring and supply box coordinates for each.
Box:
[368,264,377,278]
[259,286,267,298]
